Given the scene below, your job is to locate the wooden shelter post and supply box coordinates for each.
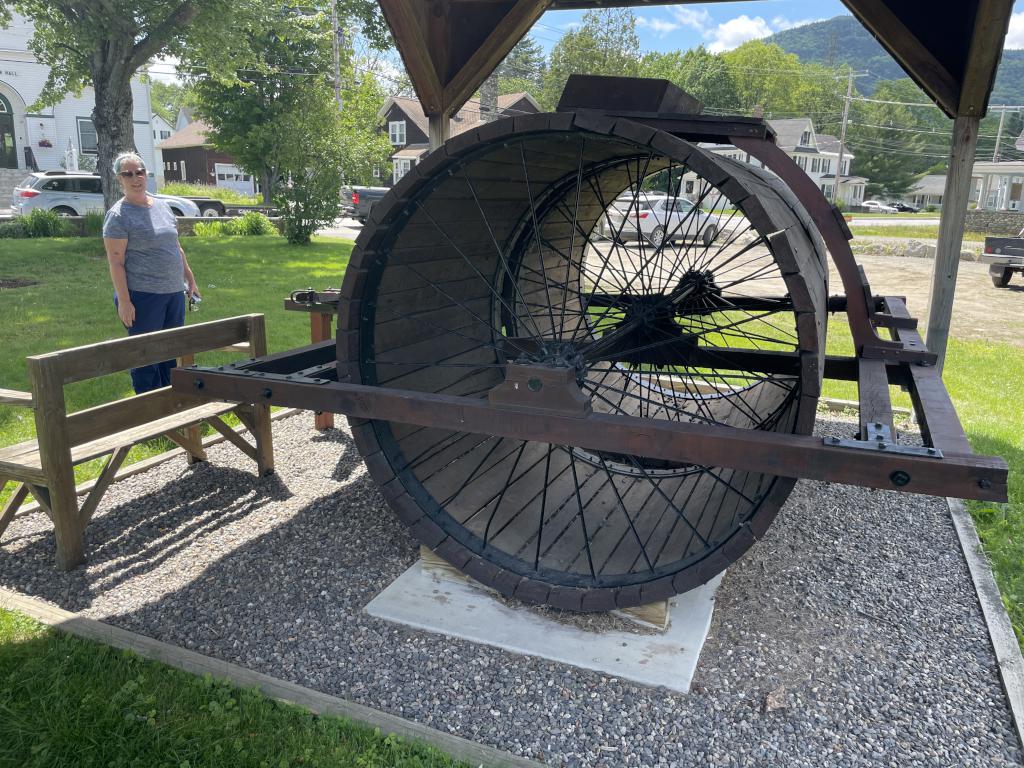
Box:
[429,114,451,150]
[925,115,980,371]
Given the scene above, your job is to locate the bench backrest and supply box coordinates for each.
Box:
[25,314,267,450]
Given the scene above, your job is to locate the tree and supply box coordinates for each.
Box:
[0,1,276,208]
[539,9,641,109]
[721,41,808,117]
[149,79,191,125]
[846,78,944,196]
[274,86,348,245]
[640,46,740,113]
[191,8,390,202]
[494,35,546,97]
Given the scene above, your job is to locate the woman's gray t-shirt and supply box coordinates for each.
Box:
[102,197,183,294]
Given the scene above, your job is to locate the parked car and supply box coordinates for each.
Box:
[11,171,201,217]
[981,226,1024,287]
[886,201,920,213]
[860,200,899,213]
[603,193,720,246]
[348,185,389,223]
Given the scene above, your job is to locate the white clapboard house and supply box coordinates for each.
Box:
[0,13,159,196]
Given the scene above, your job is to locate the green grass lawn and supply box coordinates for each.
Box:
[0,608,464,768]
[848,225,988,241]
[0,235,351,505]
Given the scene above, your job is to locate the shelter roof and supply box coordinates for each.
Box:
[378,1,1013,120]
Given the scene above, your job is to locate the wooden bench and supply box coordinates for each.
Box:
[0,314,274,570]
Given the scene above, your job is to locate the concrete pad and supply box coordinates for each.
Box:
[365,561,722,694]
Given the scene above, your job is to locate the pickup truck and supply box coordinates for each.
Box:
[347,185,389,223]
[981,227,1024,287]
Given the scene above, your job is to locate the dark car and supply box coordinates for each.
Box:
[887,201,920,213]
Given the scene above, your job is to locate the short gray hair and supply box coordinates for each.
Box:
[112,152,145,174]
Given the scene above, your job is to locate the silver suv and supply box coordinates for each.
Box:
[12,171,200,217]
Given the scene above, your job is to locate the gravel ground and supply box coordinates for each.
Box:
[0,413,1019,767]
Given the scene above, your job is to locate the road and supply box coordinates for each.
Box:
[846,217,939,227]
[318,217,1023,347]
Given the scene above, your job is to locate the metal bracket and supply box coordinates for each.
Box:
[825,424,943,458]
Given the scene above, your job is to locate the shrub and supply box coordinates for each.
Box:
[193,220,228,238]
[0,219,27,238]
[24,209,70,238]
[230,210,276,236]
[82,211,104,238]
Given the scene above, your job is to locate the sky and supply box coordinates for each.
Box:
[533,1,1024,56]
[148,2,1024,85]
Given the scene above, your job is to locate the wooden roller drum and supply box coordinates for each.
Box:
[340,113,828,611]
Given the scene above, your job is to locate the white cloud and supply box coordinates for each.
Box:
[1006,12,1024,48]
[636,16,681,37]
[669,7,713,33]
[706,15,775,53]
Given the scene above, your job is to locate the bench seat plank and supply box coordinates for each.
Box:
[0,401,237,474]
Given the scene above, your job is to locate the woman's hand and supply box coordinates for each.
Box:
[118,298,136,328]
[186,275,201,299]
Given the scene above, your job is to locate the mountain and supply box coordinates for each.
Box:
[764,15,1024,106]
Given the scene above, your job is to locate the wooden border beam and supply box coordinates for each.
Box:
[378,0,445,114]
[958,0,1014,116]
[840,0,959,116]
[442,0,549,115]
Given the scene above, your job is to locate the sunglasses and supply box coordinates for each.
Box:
[119,169,147,178]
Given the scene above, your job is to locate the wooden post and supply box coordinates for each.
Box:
[178,353,207,463]
[428,113,450,150]
[26,358,85,570]
[310,312,335,430]
[926,114,979,371]
[247,315,275,475]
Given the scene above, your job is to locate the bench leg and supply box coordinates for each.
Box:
[237,405,274,476]
[50,476,85,571]
[0,481,30,539]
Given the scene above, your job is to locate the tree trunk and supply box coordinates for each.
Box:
[261,168,273,205]
[92,45,139,210]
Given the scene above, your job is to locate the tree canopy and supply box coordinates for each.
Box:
[191,7,390,207]
[539,9,641,109]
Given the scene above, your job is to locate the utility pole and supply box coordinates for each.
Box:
[833,71,855,206]
[992,106,1007,161]
[330,1,342,110]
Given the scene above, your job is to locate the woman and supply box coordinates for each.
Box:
[103,152,200,393]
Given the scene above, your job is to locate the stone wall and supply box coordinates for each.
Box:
[965,209,1024,235]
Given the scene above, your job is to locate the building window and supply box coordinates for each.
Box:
[160,130,170,140]
[811,158,820,173]
[393,158,412,183]
[372,166,381,178]
[795,156,807,170]
[821,160,831,175]
[800,130,811,146]
[841,160,849,175]
[389,120,406,146]
[77,118,98,154]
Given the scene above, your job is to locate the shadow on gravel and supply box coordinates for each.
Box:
[0,463,290,612]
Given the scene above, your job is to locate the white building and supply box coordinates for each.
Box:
[971,161,1024,211]
[0,13,158,185]
[681,117,867,208]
